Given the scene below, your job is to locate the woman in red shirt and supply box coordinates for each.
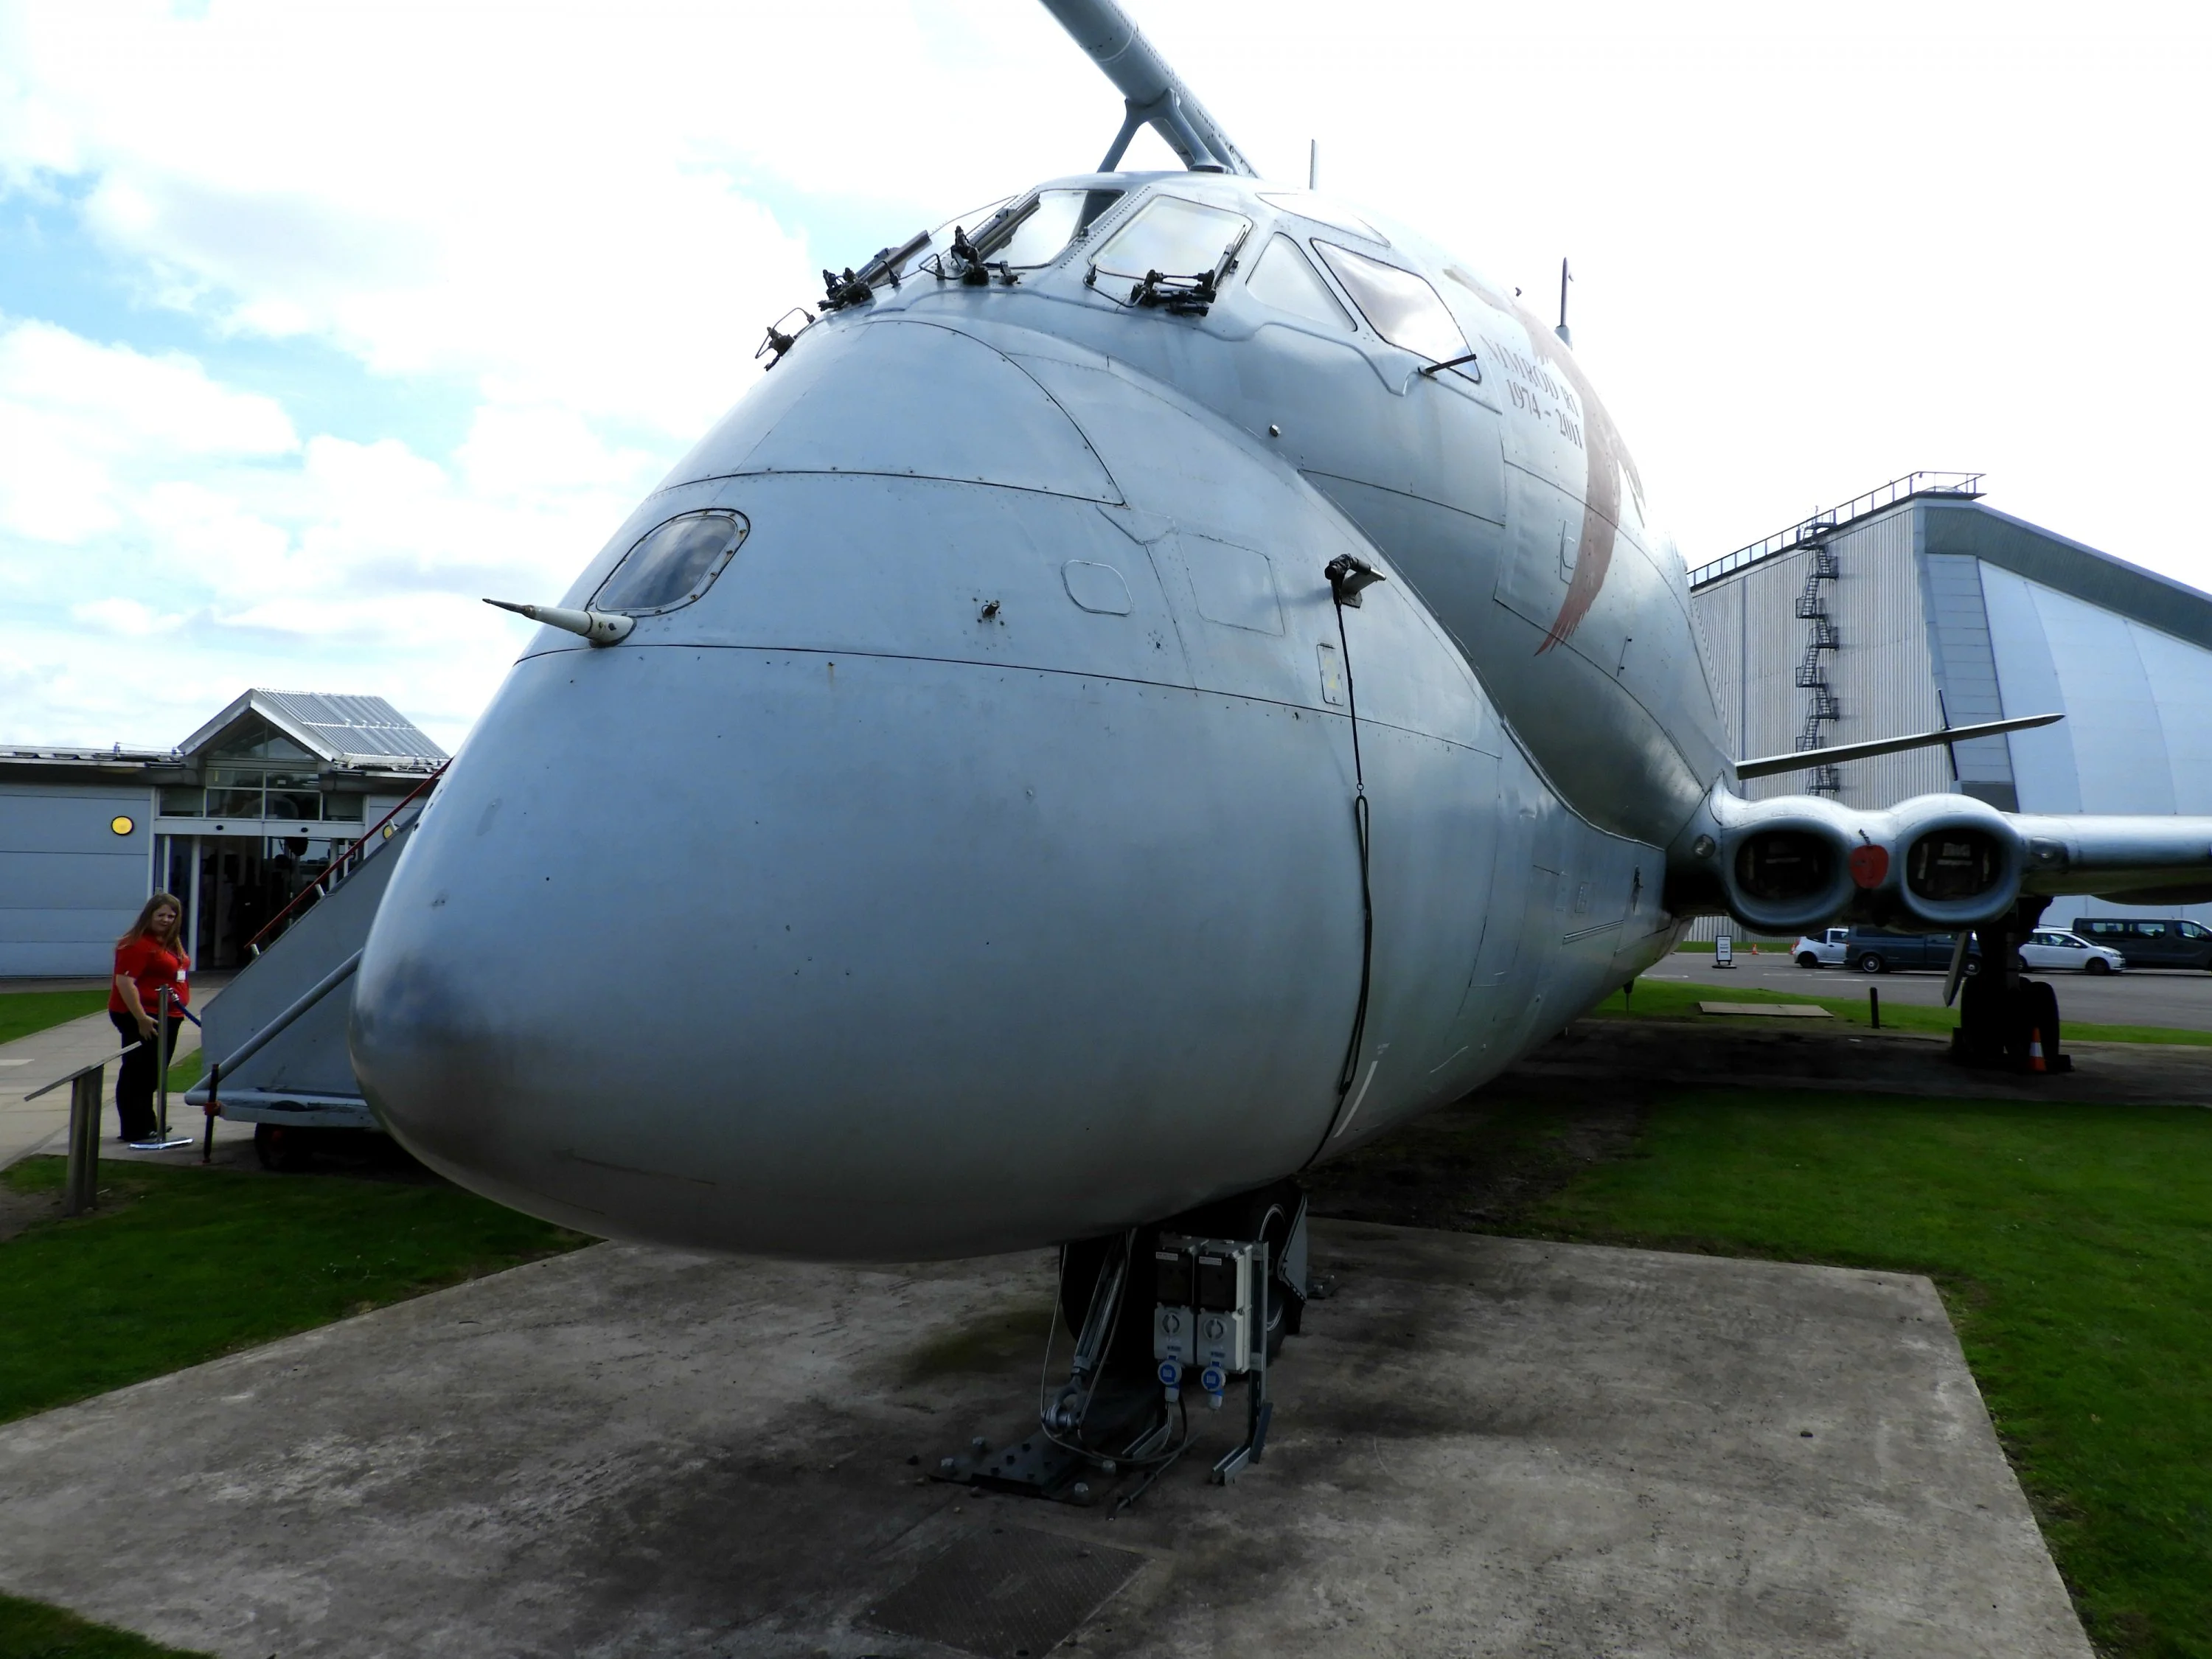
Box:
[110,892,191,1143]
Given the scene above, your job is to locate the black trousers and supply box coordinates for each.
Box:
[111,1010,184,1141]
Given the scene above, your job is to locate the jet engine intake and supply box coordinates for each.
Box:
[1682,796,1860,936]
[1679,787,2028,934]
[1882,799,2023,928]
[1905,827,2008,906]
[1733,830,1839,909]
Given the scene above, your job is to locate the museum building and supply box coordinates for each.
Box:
[0,689,444,978]
[1686,473,2212,932]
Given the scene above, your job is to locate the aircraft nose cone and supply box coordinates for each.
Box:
[352,641,1354,1259]
[351,313,1456,1258]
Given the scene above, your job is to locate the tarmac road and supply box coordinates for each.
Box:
[1647,949,2212,1032]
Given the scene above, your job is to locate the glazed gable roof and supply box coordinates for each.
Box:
[176,690,447,771]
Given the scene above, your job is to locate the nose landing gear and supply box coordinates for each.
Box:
[932,1180,1313,1510]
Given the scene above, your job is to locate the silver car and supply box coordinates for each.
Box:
[1793,927,1849,967]
[2018,929,2126,975]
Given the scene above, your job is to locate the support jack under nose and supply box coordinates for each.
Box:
[931,1183,1311,1512]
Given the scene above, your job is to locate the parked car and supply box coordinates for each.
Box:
[2068,917,2212,972]
[1793,927,1849,967]
[2018,929,2126,974]
[1844,927,1983,975]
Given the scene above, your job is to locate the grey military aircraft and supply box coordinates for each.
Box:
[344,0,2212,1484]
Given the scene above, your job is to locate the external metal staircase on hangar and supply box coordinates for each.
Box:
[1791,542,1843,795]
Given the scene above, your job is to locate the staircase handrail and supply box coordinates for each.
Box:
[245,763,446,956]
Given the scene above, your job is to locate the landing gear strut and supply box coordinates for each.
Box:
[933,1180,1312,1509]
[1956,901,2071,1073]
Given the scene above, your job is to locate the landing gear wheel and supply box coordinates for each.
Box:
[1964,958,1981,976]
[1857,953,1886,974]
[253,1123,312,1173]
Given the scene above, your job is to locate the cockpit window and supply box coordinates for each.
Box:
[1313,242,1469,364]
[1258,192,1388,246]
[1089,195,1253,285]
[591,509,749,614]
[1242,234,1352,331]
[975,188,1125,268]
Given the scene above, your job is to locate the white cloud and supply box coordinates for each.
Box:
[70,596,179,636]
[0,313,655,751]
[0,317,298,542]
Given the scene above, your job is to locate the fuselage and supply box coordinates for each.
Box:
[350,170,1728,1259]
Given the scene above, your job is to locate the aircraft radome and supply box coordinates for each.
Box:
[349,0,2212,1483]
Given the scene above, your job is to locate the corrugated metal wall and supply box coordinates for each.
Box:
[1828,509,1950,807]
[0,783,157,976]
[1688,504,1947,809]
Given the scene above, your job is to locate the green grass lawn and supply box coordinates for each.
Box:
[0,1156,591,1425]
[0,1593,211,1658]
[1520,1090,2212,1658]
[0,990,107,1048]
[1598,975,2212,1047]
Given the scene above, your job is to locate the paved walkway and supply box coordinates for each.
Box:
[1,992,252,1170]
[1656,948,2212,1031]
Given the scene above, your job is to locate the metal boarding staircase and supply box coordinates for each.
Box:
[184,779,437,1138]
[1790,539,1843,796]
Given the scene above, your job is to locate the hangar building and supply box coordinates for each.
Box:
[0,689,444,978]
[1688,472,2212,931]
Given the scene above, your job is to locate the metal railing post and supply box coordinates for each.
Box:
[156,986,173,1140]
[65,1067,102,1217]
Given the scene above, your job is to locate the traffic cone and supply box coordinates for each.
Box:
[2028,1028,2047,1074]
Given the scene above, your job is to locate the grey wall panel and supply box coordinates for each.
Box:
[0,783,154,977]
[1694,577,1745,757]
[0,942,130,977]
[0,787,154,855]
[1979,563,2080,813]
[1982,565,2212,922]
[2026,585,2174,814]
[2132,626,2212,815]
[1831,507,1947,809]
[1918,550,2016,807]
[1981,562,2211,816]
[0,853,153,910]
[1711,544,1812,798]
[0,906,140,945]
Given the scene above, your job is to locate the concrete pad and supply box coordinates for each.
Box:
[1697,1001,1831,1018]
[0,1222,2088,1658]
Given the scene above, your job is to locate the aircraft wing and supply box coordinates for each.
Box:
[1677,785,2212,933]
[2011,813,2212,905]
[1700,712,2212,918]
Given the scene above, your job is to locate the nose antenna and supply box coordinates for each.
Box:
[484,597,635,647]
[1040,0,1254,175]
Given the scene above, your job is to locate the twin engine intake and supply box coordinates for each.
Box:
[1676,790,2025,936]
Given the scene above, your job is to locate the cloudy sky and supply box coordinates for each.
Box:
[4,0,2206,752]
